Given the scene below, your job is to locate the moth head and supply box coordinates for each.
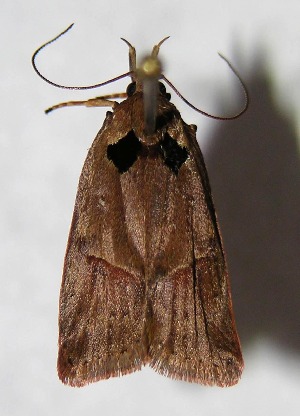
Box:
[126,81,171,101]
[121,37,170,135]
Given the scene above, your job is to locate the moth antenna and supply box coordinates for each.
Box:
[151,36,170,58]
[32,24,132,91]
[161,54,249,120]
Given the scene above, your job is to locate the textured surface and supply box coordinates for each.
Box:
[58,91,243,387]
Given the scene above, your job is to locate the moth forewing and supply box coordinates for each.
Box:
[145,113,243,387]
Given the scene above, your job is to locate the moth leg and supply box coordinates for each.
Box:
[45,93,127,114]
[93,92,128,100]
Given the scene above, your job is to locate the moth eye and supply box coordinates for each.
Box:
[159,133,188,174]
[159,82,166,95]
[126,82,136,97]
[159,82,171,101]
[107,130,142,173]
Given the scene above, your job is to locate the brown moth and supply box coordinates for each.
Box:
[32,25,247,388]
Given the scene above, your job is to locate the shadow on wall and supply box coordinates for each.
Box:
[202,53,300,354]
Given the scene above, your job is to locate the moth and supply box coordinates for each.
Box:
[32,25,247,388]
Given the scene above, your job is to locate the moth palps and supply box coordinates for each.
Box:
[32,25,248,387]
